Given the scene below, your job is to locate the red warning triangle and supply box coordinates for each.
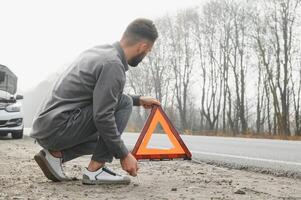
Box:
[132,105,192,160]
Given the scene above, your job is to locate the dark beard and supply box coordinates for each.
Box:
[128,52,146,67]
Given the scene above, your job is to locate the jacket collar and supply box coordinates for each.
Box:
[113,42,129,71]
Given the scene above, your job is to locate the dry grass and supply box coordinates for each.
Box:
[187,131,301,141]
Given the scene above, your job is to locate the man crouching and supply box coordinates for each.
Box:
[30,18,160,185]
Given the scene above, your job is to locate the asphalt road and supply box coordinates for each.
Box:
[121,132,301,178]
[24,128,301,178]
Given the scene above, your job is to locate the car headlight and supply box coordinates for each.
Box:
[5,102,21,112]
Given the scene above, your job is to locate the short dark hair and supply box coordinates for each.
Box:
[122,18,158,44]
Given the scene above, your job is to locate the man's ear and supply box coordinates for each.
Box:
[140,42,153,53]
[135,42,146,54]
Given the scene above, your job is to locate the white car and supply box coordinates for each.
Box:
[0,94,24,139]
[0,64,24,139]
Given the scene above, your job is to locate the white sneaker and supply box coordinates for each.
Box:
[82,166,131,185]
[34,149,70,182]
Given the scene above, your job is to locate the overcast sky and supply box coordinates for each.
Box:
[0,0,201,93]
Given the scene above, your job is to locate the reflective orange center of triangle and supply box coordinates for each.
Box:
[136,109,186,155]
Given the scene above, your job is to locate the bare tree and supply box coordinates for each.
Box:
[166,10,196,131]
[147,18,174,110]
[194,2,223,132]
[253,0,300,135]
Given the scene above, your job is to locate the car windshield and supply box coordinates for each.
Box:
[0,65,17,95]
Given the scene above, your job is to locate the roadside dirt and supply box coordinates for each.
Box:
[0,136,300,200]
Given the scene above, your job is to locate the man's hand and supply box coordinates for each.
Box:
[120,153,139,177]
[139,96,161,109]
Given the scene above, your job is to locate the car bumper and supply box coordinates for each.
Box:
[0,124,24,132]
[0,109,24,132]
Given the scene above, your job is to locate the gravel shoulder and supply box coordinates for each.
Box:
[0,136,301,200]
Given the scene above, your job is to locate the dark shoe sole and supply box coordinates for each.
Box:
[34,150,61,182]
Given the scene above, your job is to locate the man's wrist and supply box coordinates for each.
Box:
[120,152,131,161]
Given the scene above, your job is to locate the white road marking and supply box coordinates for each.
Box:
[191,150,301,166]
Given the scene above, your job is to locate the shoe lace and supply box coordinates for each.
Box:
[102,166,120,176]
[59,158,68,177]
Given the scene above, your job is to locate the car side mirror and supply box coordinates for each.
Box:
[16,94,24,100]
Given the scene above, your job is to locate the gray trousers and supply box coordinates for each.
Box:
[37,94,133,163]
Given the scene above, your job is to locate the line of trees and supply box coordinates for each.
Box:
[126,0,301,136]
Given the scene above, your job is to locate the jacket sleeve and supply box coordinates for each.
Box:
[128,95,141,106]
[92,62,129,159]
